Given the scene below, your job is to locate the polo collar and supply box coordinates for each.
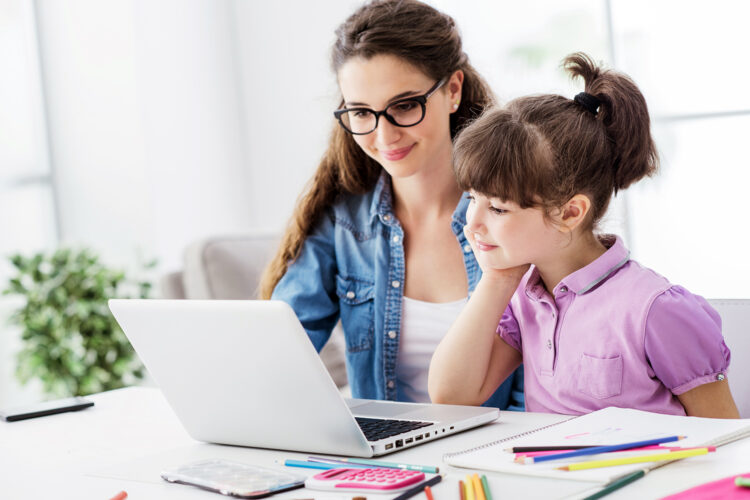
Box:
[561,235,630,295]
[524,235,630,299]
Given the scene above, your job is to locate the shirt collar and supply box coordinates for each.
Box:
[560,235,630,295]
[370,171,394,223]
[369,171,471,230]
[524,235,630,299]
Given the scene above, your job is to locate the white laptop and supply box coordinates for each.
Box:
[108,299,499,457]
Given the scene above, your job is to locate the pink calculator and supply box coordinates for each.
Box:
[304,467,426,492]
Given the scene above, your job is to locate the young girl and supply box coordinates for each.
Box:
[428,53,739,418]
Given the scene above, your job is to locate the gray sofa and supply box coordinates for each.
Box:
[160,233,349,389]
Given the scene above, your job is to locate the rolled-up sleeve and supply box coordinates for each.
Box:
[496,303,522,353]
[271,211,340,352]
[644,286,730,395]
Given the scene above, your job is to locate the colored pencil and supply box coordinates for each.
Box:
[307,456,439,473]
[471,474,486,500]
[391,474,443,500]
[282,459,369,470]
[425,485,435,500]
[480,475,492,500]
[736,476,750,488]
[581,470,647,500]
[558,447,712,471]
[520,435,685,464]
[464,474,475,500]
[506,445,596,452]
[515,445,715,460]
[458,480,466,500]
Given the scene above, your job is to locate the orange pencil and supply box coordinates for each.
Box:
[425,485,435,500]
[109,492,128,500]
[459,479,466,500]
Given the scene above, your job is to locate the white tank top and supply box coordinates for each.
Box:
[396,296,468,403]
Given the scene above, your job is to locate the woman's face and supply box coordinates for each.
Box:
[337,54,461,180]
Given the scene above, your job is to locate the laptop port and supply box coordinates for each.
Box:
[395,439,404,448]
[424,433,430,439]
[450,426,455,430]
[385,443,393,450]
[415,435,423,441]
[405,438,413,444]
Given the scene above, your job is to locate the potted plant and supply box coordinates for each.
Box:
[3,248,153,397]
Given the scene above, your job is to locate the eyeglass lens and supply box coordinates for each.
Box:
[340,99,424,134]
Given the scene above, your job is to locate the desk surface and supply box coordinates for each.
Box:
[2,387,749,500]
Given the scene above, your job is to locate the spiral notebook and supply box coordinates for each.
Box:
[444,407,750,484]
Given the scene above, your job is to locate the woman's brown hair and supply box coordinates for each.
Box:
[453,52,658,229]
[259,0,494,298]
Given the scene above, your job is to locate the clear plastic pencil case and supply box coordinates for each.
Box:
[161,459,306,498]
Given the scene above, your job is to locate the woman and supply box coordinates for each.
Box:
[260,0,523,409]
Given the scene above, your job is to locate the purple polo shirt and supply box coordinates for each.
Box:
[497,235,730,416]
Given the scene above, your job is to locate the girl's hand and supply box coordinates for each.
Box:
[463,226,530,283]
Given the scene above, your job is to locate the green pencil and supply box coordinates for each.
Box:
[582,470,646,500]
[480,474,493,500]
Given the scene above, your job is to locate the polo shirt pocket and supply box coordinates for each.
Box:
[336,275,375,353]
[577,353,623,399]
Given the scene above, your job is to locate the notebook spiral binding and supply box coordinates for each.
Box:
[443,416,577,459]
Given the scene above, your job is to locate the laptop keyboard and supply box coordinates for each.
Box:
[355,417,433,442]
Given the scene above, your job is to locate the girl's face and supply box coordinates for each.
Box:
[465,191,565,270]
[337,54,460,180]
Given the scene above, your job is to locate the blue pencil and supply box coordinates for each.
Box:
[282,459,370,470]
[521,435,685,464]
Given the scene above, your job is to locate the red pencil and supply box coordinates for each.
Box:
[459,480,466,500]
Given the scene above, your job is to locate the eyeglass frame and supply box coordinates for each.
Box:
[333,76,449,135]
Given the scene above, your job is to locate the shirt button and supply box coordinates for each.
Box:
[717,373,726,381]
[388,330,397,339]
[387,380,395,389]
[346,291,355,299]
[546,339,552,349]
[560,286,568,293]
[463,244,472,253]
[392,235,400,243]
[383,214,392,222]
[391,280,400,288]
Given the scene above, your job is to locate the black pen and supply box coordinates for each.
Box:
[391,474,444,500]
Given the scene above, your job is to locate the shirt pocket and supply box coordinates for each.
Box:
[577,353,623,399]
[336,275,375,353]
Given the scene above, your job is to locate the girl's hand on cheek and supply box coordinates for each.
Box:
[463,226,530,284]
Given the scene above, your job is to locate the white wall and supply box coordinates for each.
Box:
[35,0,253,273]
[231,0,361,230]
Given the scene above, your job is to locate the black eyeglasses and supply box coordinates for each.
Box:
[333,77,448,135]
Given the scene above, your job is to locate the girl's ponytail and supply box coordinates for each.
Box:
[564,52,658,192]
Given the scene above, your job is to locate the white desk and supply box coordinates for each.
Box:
[2,387,749,500]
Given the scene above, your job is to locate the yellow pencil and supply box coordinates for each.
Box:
[558,447,712,471]
[471,474,486,500]
[465,474,475,500]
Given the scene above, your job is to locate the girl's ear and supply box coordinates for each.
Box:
[558,194,592,232]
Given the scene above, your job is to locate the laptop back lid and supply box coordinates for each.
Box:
[109,299,372,457]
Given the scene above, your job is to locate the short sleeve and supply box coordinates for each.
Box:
[496,302,522,353]
[644,286,731,395]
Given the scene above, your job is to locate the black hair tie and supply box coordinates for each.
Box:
[574,92,601,116]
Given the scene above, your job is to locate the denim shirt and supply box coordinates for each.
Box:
[272,172,524,410]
